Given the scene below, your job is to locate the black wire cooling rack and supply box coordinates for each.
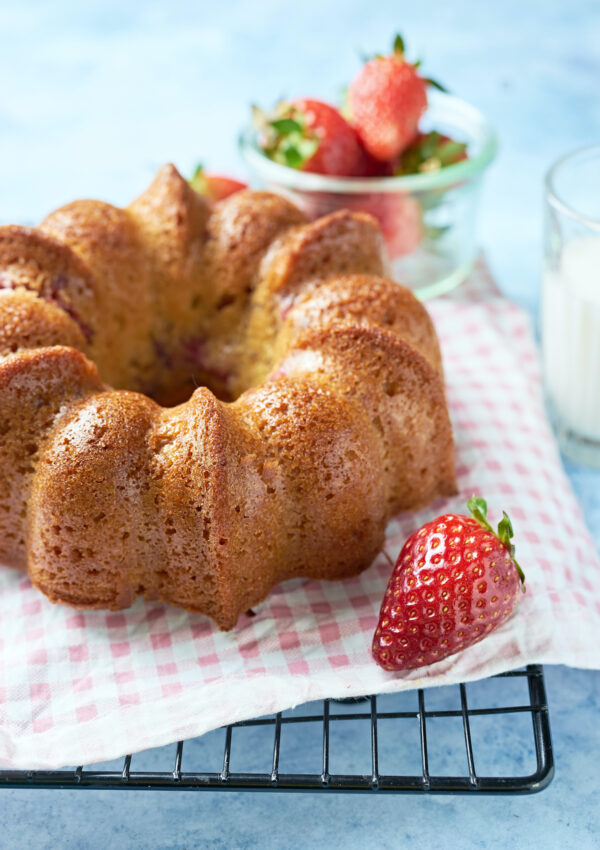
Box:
[0,665,553,794]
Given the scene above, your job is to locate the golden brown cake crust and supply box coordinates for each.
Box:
[0,346,104,570]
[275,273,443,374]
[0,164,456,629]
[0,225,97,346]
[275,325,456,513]
[0,290,86,356]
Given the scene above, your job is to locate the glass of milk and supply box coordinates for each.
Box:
[542,145,600,466]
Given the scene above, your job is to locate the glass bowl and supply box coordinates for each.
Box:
[240,90,497,299]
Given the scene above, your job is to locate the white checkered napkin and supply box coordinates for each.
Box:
[1,264,600,769]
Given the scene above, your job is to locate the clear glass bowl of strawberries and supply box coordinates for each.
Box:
[240,35,497,299]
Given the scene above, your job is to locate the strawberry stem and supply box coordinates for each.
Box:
[467,496,526,591]
[393,33,405,56]
[424,77,448,93]
[467,495,494,533]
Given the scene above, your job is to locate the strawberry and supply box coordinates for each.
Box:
[348,34,430,162]
[358,193,423,258]
[292,189,422,257]
[255,98,365,177]
[190,165,246,202]
[294,190,422,258]
[372,497,526,671]
[394,131,468,176]
[357,150,395,178]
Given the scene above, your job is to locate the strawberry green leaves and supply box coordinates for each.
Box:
[254,105,319,170]
[467,495,526,589]
[189,163,208,195]
[423,77,448,93]
[394,131,467,176]
[467,495,495,532]
[270,118,303,135]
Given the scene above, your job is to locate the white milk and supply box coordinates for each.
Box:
[542,236,600,442]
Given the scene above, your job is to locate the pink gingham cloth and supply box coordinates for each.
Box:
[1,262,600,769]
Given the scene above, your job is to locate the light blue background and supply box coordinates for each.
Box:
[1,1,600,847]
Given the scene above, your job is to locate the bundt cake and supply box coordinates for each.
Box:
[0,164,456,629]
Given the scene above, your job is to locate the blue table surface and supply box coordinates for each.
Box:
[1,1,600,847]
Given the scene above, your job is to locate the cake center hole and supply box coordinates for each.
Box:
[141,334,242,407]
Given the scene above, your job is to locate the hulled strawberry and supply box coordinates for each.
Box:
[255,98,365,177]
[373,497,526,672]
[190,165,246,202]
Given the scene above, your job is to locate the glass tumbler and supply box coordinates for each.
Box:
[542,145,600,466]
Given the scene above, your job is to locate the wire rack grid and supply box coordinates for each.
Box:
[0,664,553,794]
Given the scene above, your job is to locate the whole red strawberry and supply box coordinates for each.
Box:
[348,34,428,162]
[373,497,526,671]
[352,193,423,258]
[190,165,246,202]
[255,98,365,177]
